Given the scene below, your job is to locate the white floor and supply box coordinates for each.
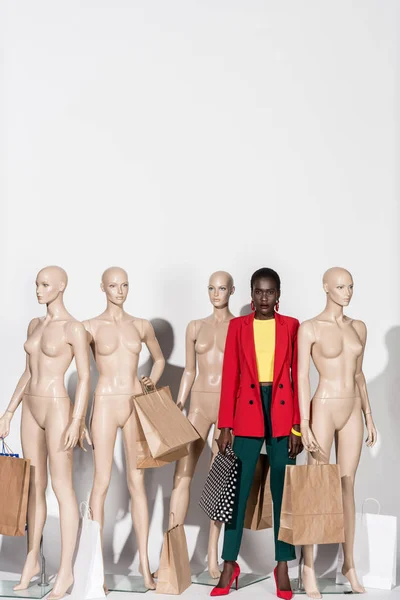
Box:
[0,572,399,600]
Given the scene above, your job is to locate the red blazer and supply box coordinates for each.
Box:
[218,312,300,438]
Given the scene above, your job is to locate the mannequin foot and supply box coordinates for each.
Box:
[341,566,366,593]
[47,570,74,600]
[207,547,221,579]
[275,562,291,592]
[13,554,40,590]
[103,579,109,594]
[302,565,322,599]
[140,563,156,590]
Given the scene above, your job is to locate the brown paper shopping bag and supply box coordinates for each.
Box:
[0,442,30,536]
[278,463,345,546]
[156,524,192,595]
[134,384,199,459]
[244,454,273,531]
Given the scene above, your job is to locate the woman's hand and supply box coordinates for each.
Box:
[288,424,303,459]
[365,413,377,447]
[301,419,319,453]
[216,428,232,454]
[0,411,12,439]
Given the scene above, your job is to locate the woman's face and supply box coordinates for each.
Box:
[251,276,280,318]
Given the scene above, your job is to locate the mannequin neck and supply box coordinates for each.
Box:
[46,294,69,320]
[323,295,346,321]
[105,301,126,321]
[212,304,233,323]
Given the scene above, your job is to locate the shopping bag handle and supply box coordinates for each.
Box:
[1,438,16,456]
[79,501,94,520]
[140,377,156,394]
[362,497,381,515]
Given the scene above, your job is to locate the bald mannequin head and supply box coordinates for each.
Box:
[36,266,68,305]
[101,266,129,306]
[208,271,235,309]
[323,267,354,307]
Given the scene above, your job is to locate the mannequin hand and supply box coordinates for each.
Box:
[78,425,92,451]
[365,414,377,447]
[301,420,320,453]
[64,418,82,450]
[216,428,232,454]
[288,424,303,459]
[0,411,12,439]
[141,376,154,390]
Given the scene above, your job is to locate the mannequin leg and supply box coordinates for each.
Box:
[335,401,364,593]
[122,407,155,590]
[46,400,79,600]
[302,405,336,600]
[14,402,48,591]
[207,425,222,578]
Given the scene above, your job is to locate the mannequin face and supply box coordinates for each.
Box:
[323,268,354,307]
[36,266,67,304]
[101,267,129,306]
[208,271,235,308]
[251,276,280,318]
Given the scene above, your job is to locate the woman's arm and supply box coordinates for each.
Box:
[143,319,165,386]
[289,319,303,458]
[176,321,197,410]
[0,318,38,438]
[353,320,377,447]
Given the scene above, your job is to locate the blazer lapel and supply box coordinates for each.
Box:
[242,312,259,383]
[273,313,288,381]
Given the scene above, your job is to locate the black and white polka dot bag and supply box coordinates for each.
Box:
[199,444,238,524]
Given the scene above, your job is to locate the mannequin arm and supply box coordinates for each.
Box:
[176,321,197,410]
[64,321,91,450]
[298,321,319,452]
[353,320,377,447]
[143,320,165,386]
[217,320,239,430]
[0,318,39,437]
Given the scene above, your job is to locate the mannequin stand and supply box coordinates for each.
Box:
[290,578,352,595]
[104,574,149,594]
[0,537,52,598]
[192,568,270,589]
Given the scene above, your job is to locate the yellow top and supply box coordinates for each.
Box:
[253,318,276,382]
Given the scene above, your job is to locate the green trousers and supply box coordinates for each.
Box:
[222,385,296,562]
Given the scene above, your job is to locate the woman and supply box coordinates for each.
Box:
[212,267,303,599]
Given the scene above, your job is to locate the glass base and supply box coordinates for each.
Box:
[291,578,353,594]
[192,569,270,589]
[105,574,149,593]
[0,581,52,599]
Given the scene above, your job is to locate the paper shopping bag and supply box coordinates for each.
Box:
[336,499,397,590]
[278,464,345,545]
[156,524,192,595]
[0,441,30,536]
[244,454,272,530]
[70,502,106,600]
[134,385,199,459]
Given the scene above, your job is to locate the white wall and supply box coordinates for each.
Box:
[1,0,399,580]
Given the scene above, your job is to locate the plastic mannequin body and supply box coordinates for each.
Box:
[168,271,235,579]
[298,268,377,599]
[0,266,91,600]
[83,267,165,590]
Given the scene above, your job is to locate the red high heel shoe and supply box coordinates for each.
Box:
[274,566,293,600]
[210,563,240,596]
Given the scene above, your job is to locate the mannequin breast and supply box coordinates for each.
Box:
[193,319,229,393]
[91,318,143,395]
[311,319,363,398]
[24,319,74,397]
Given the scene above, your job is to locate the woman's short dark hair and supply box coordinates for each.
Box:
[250,268,281,291]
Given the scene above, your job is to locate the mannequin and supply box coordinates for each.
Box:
[83,266,165,590]
[168,270,235,579]
[298,267,377,599]
[0,266,91,600]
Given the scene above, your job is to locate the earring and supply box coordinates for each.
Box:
[251,300,255,311]
[275,301,280,312]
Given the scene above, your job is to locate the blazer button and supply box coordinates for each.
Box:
[249,400,254,405]
[280,400,285,405]
[279,384,284,389]
[250,384,255,389]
